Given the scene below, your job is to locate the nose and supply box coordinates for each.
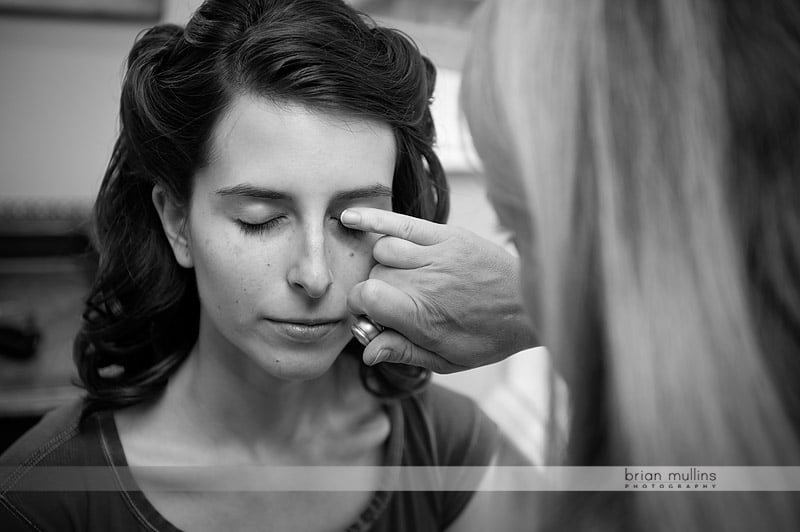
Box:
[287,225,333,299]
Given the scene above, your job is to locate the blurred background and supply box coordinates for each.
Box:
[0,0,550,461]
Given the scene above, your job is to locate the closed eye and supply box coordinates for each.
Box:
[237,216,285,235]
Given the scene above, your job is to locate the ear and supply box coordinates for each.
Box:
[152,185,193,268]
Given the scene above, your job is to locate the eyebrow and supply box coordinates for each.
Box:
[215,183,393,202]
[332,184,393,203]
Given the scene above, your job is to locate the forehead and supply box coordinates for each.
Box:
[200,94,396,192]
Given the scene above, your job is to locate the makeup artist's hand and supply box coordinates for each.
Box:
[341,208,538,373]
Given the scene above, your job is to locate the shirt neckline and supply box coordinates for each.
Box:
[96,399,404,532]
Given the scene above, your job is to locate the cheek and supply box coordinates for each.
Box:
[188,219,281,307]
[332,234,377,287]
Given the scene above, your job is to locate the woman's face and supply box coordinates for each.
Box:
[168,95,395,381]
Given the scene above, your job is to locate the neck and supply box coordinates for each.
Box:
[169,343,368,446]
[115,328,391,469]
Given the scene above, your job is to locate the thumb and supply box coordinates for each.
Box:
[362,329,466,374]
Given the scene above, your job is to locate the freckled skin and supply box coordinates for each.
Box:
[179,95,395,382]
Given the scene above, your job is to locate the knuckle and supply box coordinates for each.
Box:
[363,342,381,362]
[397,219,416,240]
[396,343,415,365]
[359,211,376,229]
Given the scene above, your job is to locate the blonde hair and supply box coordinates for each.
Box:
[463,0,800,530]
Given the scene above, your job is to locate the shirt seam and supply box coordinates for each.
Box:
[0,422,79,494]
[99,419,166,532]
[0,493,44,532]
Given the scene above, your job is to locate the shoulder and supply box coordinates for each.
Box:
[398,383,499,467]
[0,399,85,471]
[0,400,127,532]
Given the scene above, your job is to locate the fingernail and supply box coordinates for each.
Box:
[340,209,361,226]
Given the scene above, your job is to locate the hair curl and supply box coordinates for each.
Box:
[75,0,448,412]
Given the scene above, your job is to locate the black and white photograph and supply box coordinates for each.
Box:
[1,1,798,531]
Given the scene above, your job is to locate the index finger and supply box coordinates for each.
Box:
[340,208,446,246]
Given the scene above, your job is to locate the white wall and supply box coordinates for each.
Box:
[0,15,147,204]
[0,0,208,205]
[0,1,479,204]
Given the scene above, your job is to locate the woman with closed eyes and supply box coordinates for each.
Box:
[0,1,525,531]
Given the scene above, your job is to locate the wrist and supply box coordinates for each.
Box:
[507,258,539,351]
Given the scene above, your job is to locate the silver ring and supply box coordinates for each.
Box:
[351,316,384,346]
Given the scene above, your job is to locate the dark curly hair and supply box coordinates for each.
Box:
[75,0,448,413]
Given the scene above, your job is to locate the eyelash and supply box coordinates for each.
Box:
[236,217,363,238]
[237,217,284,235]
[337,219,363,238]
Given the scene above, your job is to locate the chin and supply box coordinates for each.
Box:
[252,344,348,382]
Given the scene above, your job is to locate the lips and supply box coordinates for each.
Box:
[266,319,343,343]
